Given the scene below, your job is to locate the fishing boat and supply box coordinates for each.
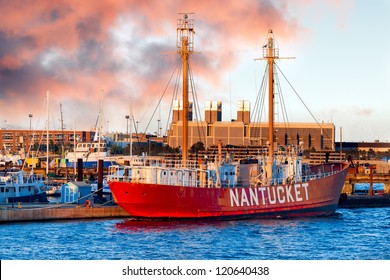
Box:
[108,14,349,219]
[0,168,48,203]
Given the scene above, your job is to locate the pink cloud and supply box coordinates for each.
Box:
[0,0,314,132]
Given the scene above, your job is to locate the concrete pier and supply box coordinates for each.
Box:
[338,194,390,208]
[0,203,130,223]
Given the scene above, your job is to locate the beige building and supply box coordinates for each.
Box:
[168,100,335,151]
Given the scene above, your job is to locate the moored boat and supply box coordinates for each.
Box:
[45,181,63,196]
[64,96,117,169]
[109,157,348,219]
[0,168,48,203]
[108,14,349,219]
[64,141,116,168]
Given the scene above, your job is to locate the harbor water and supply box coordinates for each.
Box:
[1,207,389,260]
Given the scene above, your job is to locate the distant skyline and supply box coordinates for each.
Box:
[0,0,389,142]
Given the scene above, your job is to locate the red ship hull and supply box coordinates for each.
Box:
[109,163,349,219]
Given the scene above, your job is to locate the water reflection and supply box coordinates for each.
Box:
[114,212,343,234]
[115,218,237,233]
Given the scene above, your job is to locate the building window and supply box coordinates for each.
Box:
[2,132,13,141]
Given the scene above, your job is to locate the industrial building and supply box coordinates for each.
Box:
[167,100,335,151]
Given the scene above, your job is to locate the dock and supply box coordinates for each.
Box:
[339,166,390,208]
[0,203,130,223]
[338,193,390,208]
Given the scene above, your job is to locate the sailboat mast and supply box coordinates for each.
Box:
[177,13,194,164]
[130,113,133,158]
[98,90,104,172]
[46,90,49,178]
[74,118,76,179]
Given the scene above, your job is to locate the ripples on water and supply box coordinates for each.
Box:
[1,208,389,260]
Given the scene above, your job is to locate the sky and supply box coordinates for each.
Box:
[0,0,389,142]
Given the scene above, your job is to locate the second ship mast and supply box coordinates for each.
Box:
[261,29,293,181]
[177,13,195,164]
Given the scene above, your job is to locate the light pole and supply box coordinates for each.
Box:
[125,115,130,139]
[28,114,33,130]
[125,115,130,156]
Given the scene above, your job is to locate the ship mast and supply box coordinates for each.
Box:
[177,13,195,164]
[264,30,278,180]
[261,30,293,180]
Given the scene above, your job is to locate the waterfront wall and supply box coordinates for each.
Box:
[0,205,130,223]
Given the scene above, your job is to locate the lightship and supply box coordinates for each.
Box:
[108,14,349,219]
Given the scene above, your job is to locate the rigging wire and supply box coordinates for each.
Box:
[142,59,181,139]
[252,61,321,148]
[274,64,295,145]
[251,63,268,142]
[188,60,206,145]
[275,63,333,144]
[164,59,182,138]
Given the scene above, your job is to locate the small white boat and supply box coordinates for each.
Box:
[64,142,116,168]
[45,181,63,196]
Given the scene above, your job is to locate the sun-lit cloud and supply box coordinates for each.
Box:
[0,0,350,133]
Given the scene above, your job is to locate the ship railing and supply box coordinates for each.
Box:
[124,157,202,170]
[261,168,343,186]
[301,170,340,183]
[130,158,201,170]
[263,46,279,58]
[107,164,212,188]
